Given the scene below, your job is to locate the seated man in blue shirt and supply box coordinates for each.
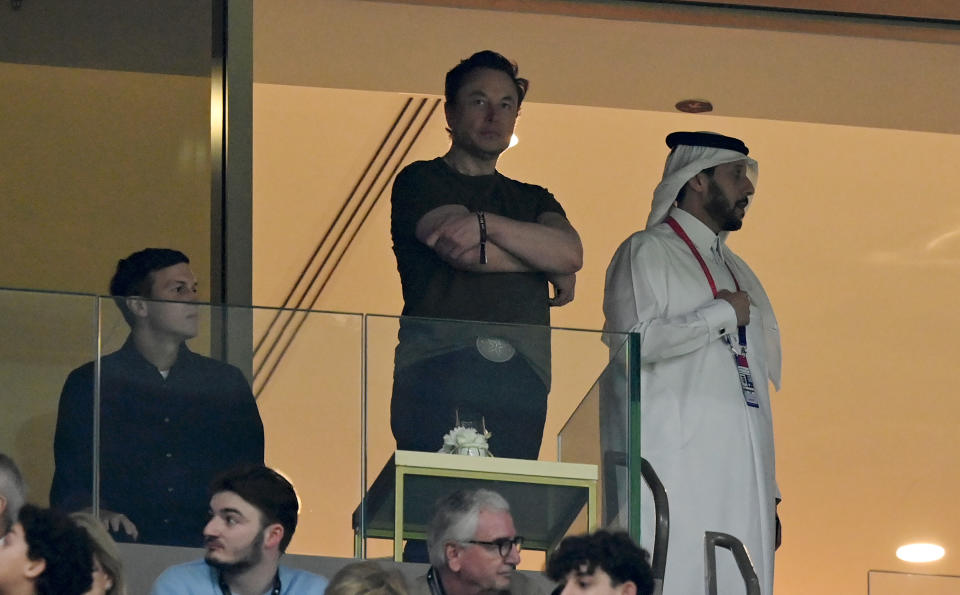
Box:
[151,465,328,595]
[50,248,264,546]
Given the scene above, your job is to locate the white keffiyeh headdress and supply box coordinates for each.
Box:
[648,132,781,389]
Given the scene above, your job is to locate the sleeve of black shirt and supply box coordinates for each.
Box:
[228,365,265,466]
[49,365,95,512]
[391,164,430,242]
[537,186,566,218]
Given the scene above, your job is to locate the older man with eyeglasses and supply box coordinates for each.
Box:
[413,489,545,595]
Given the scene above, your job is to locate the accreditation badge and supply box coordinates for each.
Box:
[735,352,760,408]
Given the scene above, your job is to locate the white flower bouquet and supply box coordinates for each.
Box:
[439,425,494,457]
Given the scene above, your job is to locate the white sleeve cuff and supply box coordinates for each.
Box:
[701,299,739,339]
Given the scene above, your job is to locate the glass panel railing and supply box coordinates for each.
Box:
[558,332,633,532]
[3,289,630,562]
[84,297,364,555]
[868,570,960,594]
[250,304,365,558]
[0,288,100,510]
[362,314,632,566]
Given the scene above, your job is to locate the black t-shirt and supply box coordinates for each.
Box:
[390,158,566,384]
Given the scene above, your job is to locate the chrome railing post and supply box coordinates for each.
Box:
[704,531,761,595]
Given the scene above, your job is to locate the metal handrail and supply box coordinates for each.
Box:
[704,531,761,595]
[602,452,668,594]
[640,457,669,594]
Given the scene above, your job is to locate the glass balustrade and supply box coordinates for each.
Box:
[0,287,637,562]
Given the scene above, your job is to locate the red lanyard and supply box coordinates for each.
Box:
[664,216,740,296]
[665,216,759,407]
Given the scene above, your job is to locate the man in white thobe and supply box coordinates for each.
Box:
[602,131,782,595]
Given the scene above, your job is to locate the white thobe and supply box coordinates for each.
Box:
[602,207,778,595]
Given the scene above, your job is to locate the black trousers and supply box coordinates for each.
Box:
[390,347,548,460]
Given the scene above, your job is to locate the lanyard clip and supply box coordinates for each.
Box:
[722,334,746,357]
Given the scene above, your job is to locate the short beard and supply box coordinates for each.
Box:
[451,130,506,163]
[704,177,745,232]
[205,530,264,575]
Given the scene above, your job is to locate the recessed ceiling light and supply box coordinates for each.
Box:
[896,543,945,563]
[675,99,713,114]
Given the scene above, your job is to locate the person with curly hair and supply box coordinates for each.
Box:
[545,531,653,595]
[0,504,93,595]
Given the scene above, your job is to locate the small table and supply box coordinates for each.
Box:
[353,450,598,560]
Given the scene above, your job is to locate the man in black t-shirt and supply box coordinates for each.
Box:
[390,50,582,460]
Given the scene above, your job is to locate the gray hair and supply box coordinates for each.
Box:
[0,453,26,534]
[427,489,510,569]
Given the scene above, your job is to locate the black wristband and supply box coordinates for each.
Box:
[477,211,487,265]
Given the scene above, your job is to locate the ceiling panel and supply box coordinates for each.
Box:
[254,0,960,134]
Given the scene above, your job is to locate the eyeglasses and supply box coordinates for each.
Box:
[464,536,524,557]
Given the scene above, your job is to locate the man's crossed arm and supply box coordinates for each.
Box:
[416,205,582,305]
